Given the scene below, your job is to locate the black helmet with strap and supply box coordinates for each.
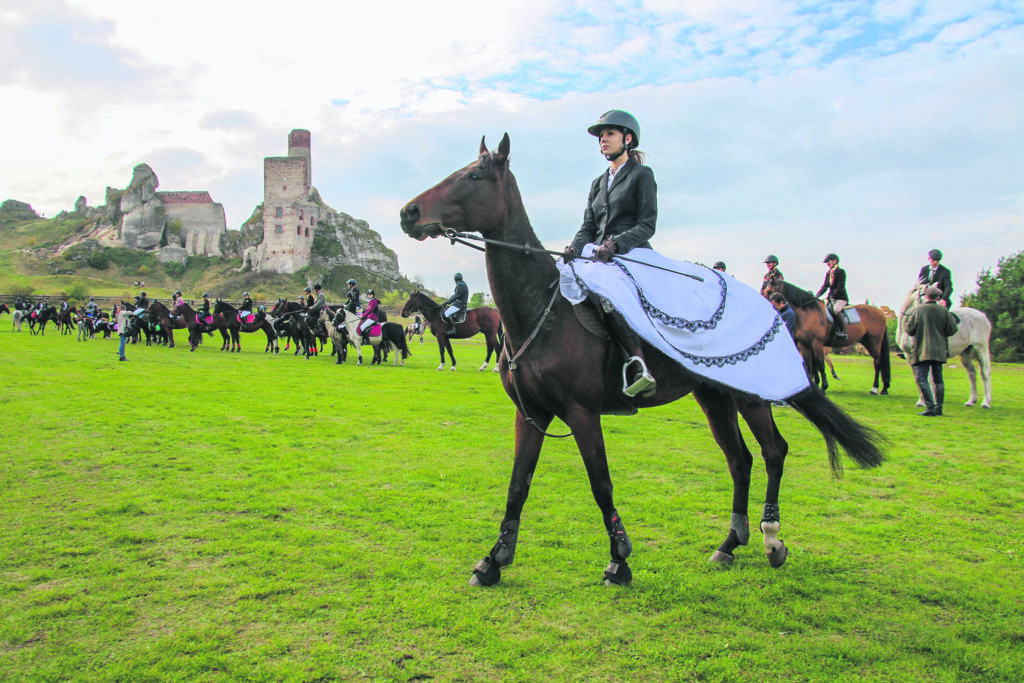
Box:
[454,272,463,281]
[764,255,779,265]
[587,109,641,147]
[823,253,839,263]
[347,278,356,286]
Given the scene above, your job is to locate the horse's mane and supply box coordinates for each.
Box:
[413,291,441,309]
[778,281,818,308]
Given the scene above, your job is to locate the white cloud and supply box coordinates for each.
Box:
[1,0,1021,308]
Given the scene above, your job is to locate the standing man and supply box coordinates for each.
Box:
[816,253,849,339]
[905,285,958,416]
[116,304,131,361]
[917,248,953,308]
[760,255,784,296]
[344,279,360,314]
[442,272,470,335]
[769,292,797,338]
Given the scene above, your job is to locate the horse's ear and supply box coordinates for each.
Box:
[495,133,510,166]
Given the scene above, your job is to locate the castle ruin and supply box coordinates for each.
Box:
[254,129,321,274]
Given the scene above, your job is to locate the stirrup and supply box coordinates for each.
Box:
[622,356,656,397]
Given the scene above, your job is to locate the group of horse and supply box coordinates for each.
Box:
[762,279,993,409]
[2,291,508,373]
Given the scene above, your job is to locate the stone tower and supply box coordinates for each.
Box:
[255,129,320,274]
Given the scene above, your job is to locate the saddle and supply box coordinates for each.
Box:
[823,304,861,327]
[196,313,214,325]
[237,313,257,324]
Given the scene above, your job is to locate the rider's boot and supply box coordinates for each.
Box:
[934,382,945,416]
[617,325,656,398]
[833,307,848,338]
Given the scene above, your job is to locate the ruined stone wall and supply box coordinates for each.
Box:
[258,155,315,273]
[166,203,226,256]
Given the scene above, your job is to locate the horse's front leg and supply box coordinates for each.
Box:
[569,408,634,586]
[470,409,551,588]
[694,386,754,565]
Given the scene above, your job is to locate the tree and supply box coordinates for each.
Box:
[961,250,1024,362]
[470,292,485,308]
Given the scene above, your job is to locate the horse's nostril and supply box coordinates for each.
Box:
[401,204,420,224]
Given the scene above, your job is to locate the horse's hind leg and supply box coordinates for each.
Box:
[693,387,754,565]
[735,400,790,568]
[470,409,553,588]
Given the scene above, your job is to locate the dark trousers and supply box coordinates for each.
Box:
[913,361,945,411]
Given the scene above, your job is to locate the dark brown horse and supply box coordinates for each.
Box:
[172,301,230,351]
[400,134,884,587]
[400,290,502,371]
[763,280,891,394]
[213,300,279,353]
[146,301,189,348]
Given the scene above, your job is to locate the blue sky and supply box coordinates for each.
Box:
[1,0,1021,306]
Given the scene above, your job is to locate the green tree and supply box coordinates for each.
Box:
[470,292,485,308]
[64,282,90,304]
[962,250,1024,362]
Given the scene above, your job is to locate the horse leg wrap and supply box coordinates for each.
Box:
[603,559,633,586]
[607,512,633,560]
[490,519,520,567]
[469,556,502,587]
[760,503,788,568]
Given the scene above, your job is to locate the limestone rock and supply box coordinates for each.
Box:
[158,246,188,266]
[119,164,166,250]
[74,196,87,216]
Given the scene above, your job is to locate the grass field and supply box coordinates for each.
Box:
[1,324,1022,681]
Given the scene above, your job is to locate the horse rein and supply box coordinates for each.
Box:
[443,228,703,281]
[503,282,574,439]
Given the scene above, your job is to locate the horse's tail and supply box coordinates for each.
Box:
[497,319,505,345]
[788,388,886,474]
[879,330,891,386]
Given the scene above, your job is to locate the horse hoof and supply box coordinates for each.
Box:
[603,560,632,586]
[870,388,879,395]
[880,389,888,395]
[766,541,788,568]
[450,366,457,372]
[981,404,991,409]
[469,557,501,587]
[709,550,734,565]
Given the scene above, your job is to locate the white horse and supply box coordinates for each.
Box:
[331,308,365,366]
[896,286,993,408]
[12,309,27,332]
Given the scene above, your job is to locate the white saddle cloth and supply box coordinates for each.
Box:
[557,246,810,402]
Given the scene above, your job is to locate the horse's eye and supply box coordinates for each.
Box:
[467,171,481,181]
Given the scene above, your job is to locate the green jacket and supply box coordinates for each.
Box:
[905,302,958,365]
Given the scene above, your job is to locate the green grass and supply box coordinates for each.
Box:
[1,328,1022,681]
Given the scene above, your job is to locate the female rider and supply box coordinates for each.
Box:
[562,109,658,397]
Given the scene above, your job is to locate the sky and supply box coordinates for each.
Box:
[2,0,1022,308]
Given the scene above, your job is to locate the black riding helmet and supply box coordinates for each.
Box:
[367,289,376,297]
[823,253,839,263]
[764,255,779,265]
[347,279,356,286]
[587,109,641,148]
[303,286,311,293]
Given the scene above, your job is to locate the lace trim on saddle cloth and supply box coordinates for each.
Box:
[568,264,785,368]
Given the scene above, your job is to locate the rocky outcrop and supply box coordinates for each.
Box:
[311,208,399,280]
[74,196,87,216]
[157,246,188,266]
[0,199,38,223]
[119,164,166,250]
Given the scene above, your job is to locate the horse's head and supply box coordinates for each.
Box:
[400,133,512,241]
[400,293,420,318]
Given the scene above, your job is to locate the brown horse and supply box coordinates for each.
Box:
[400,290,502,371]
[399,134,884,587]
[146,301,189,348]
[172,301,230,351]
[764,280,891,394]
[213,300,279,353]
